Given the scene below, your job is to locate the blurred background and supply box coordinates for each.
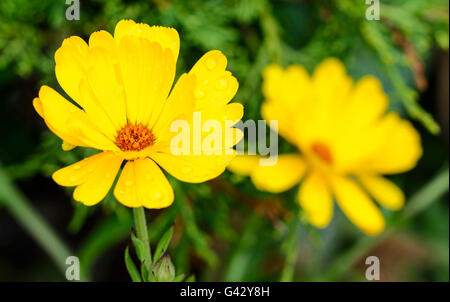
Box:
[0,0,448,282]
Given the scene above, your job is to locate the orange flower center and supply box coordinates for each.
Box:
[116,124,155,151]
[311,142,333,164]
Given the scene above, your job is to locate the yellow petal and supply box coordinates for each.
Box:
[330,175,385,235]
[114,158,174,209]
[359,175,405,210]
[151,152,235,183]
[189,50,239,109]
[114,19,137,41]
[345,76,388,126]
[55,34,126,138]
[298,171,333,228]
[37,86,117,150]
[54,36,89,103]
[117,35,176,126]
[89,30,116,50]
[262,64,310,108]
[151,73,196,142]
[227,155,260,176]
[114,19,180,60]
[83,46,127,131]
[366,113,422,174]
[250,154,306,193]
[261,64,312,146]
[62,141,76,151]
[261,100,300,146]
[33,97,44,117]
[312,58,353,106]
[53,152,122,206]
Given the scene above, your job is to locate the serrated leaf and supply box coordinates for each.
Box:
[153,226,173,264]
[124,246,142,282]
[131,232,146,263]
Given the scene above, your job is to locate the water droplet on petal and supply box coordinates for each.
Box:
[182,167,192,174]
[126,180,133,187]
[216,78,228,90]
[73,164,81,170]
[153,192,161,200]
[195,89,205,99]
[206,58,216,70]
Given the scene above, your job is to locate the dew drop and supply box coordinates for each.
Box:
[153,192,161,200]
[216,78,228,90]
[126,180,133,187]
[195,89,205,98]
[206,58,216,70]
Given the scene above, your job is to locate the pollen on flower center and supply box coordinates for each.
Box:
[312,142,333,164]
[116,124,155,151]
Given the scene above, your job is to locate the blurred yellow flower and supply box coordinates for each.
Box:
[228,58,422,235]
[33,19,242,208]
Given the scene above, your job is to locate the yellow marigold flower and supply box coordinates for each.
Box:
[228,58,422,235]
[33,19,243,208]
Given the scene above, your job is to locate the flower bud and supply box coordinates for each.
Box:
[152,253,175,282]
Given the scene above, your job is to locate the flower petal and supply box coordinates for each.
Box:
[54,36,89,103]
[261,64,312,146]
[151,73,196,141]
[52,152,122,206]
[330,175,385,235]
[345,76,388,126]
[250,154,306,193]
[55,34,125,138]
[36,86,117,150]
[114,158,174,209]
[114,19,180,60]
[83,45,127,132]
[188,50,238,109]
[359,175,405,210]
[117,35,176,126]
[365,113,422,174]
[298,171,333,228]
[227,155,261,176]
[151,152,235,183]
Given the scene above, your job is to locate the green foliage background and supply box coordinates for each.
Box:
[0,0,448,281]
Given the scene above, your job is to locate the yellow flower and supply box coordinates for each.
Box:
[228,58,422,235]
[33,19,243,209]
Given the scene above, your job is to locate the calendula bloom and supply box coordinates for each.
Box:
[33,19,243,208]
[228,58,422,235]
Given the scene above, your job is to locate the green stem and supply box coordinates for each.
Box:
[133,207,152,271]
[0,164,89,281]
[280,218,301,282]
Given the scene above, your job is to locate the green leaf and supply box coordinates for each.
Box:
[148,273,157,282]
[173,273,186,282]
[153,226,174,264]
[140,263,149,282]
[185,275,196,282]
[131,232,147,263]
[124,246,142,282]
